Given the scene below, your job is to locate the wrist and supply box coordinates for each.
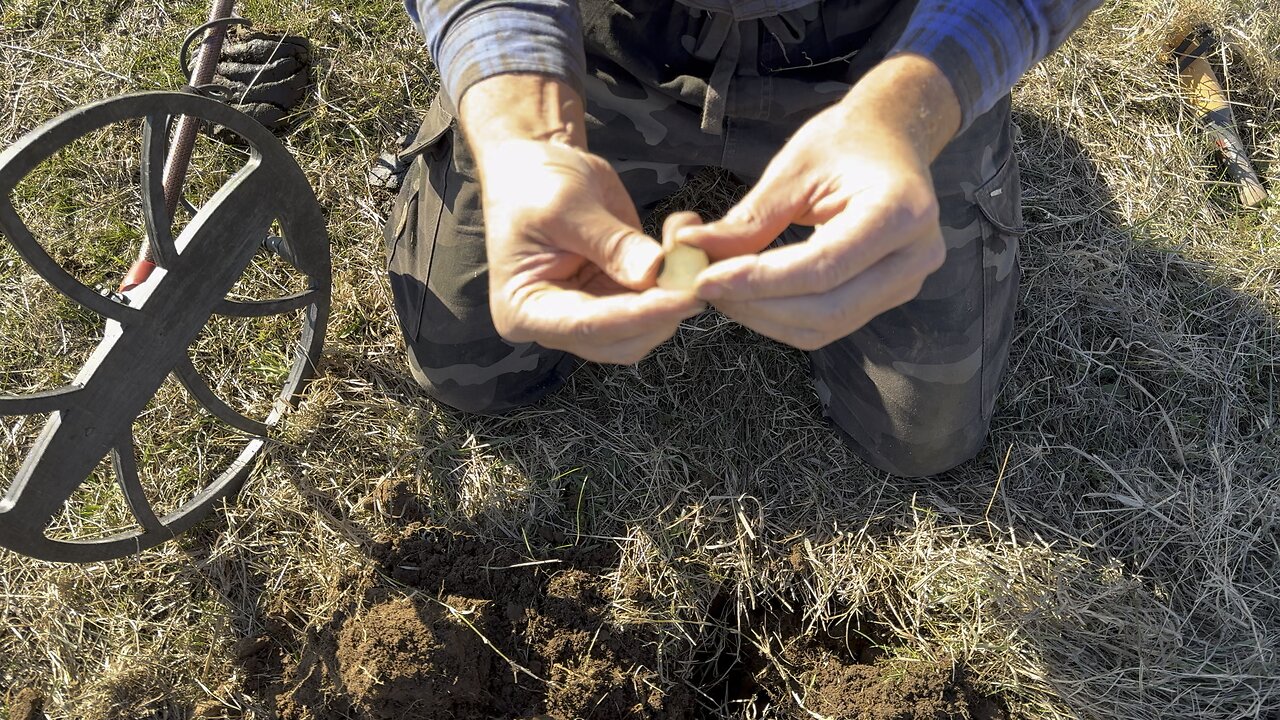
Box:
[458,73,588,167]
[838,53,962,164]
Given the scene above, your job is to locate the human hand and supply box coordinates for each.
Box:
[477,138,704,364]
[461,75,703,365]
[676,55,961,351]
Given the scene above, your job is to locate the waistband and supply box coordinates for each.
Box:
[673,0,822,22]
[680,0,823,133]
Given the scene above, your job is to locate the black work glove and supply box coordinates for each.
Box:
[193,28,312,134]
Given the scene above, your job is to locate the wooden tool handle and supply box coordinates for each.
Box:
[1172,35,1268,207]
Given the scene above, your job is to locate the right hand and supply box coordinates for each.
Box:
[476,137,704,364]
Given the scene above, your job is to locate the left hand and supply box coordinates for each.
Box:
[676,55,961,351]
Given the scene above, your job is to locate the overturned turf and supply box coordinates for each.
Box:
[272,528,696,719]
[239,526,1004,720]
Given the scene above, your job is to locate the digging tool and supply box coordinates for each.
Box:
[1167,27,1268,207]
[0,8,330,562]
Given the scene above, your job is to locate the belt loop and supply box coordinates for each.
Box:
[692,11,733,61]
[700,20,740,134]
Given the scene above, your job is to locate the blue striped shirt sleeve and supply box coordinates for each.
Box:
[407,0,1101,131]
[889,0,1103,133]
[406,0,586,106]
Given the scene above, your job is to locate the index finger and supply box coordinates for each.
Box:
[513,284,705,348]
[692,204,907,302]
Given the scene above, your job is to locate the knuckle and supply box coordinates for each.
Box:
[895,283,922,308]
[728,204,766,231]
[583,152,614,175]
[920,240,947,274]
[885,183,939,229]
[568,315,600,343]
[917,193,941,224]
[903,178,939,215]
[492,288,541,344]
[894,271,928,307]
[792,327,831,351]
[813,300,849,329]
[492,312,531,344]
[808,252,844,290]
[596,226,633,266]
[912,274,929,298]
[569,324,596,346]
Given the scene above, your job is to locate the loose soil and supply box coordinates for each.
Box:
[5,688,45,720]
[705,597,1008,720]
[252,522,1006,719]
[766,647,1007,720]
[273,526,696,719]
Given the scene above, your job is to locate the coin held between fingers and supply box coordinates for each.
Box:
[657,244,710,290]
[657,211,710,291]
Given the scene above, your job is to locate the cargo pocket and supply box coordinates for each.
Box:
[973,152,1026,423]
[974,152,1026,313]
[384,99,453,340]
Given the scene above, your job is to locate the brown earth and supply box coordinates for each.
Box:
[272,527,696,719]
[707,600,1008,720]
[5,687,45,720]
[247,522,1006,719]
[336,595,495,718]
[778,652,1007,720]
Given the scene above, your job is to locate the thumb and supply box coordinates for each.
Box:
[571,215,664,289]
[673,173,805,259]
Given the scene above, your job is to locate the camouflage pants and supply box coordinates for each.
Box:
[384,0,1024,477]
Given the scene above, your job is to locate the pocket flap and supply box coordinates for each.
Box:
[975,155,1027,236]
[399,98,453,160]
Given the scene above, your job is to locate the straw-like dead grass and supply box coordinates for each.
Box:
[2,0,1277,718]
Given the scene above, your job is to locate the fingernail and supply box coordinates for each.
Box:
[672,226,697,244]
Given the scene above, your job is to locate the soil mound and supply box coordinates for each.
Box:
[276,527,695,719]
[788,655,1004,720]
[706,600,1008,720]
[336,596,493,719]
[5,688,45,720]
[264,525,1006,719]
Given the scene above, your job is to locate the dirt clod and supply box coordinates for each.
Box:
[793,658,1001,720]
[337,596,493,719]
[7,687,46,720]
[277,528,695,719]
[707,599,1007,720]
[766,637,1008,720]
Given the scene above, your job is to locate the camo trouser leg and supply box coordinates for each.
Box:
[804,98,1024,478]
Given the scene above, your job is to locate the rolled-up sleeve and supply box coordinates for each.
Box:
[889,0,1103,133]
[406,0,587,105]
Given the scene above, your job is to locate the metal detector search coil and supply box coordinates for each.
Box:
[0,91,330,562]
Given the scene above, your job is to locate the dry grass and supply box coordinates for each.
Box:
[2,0,1278,718]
